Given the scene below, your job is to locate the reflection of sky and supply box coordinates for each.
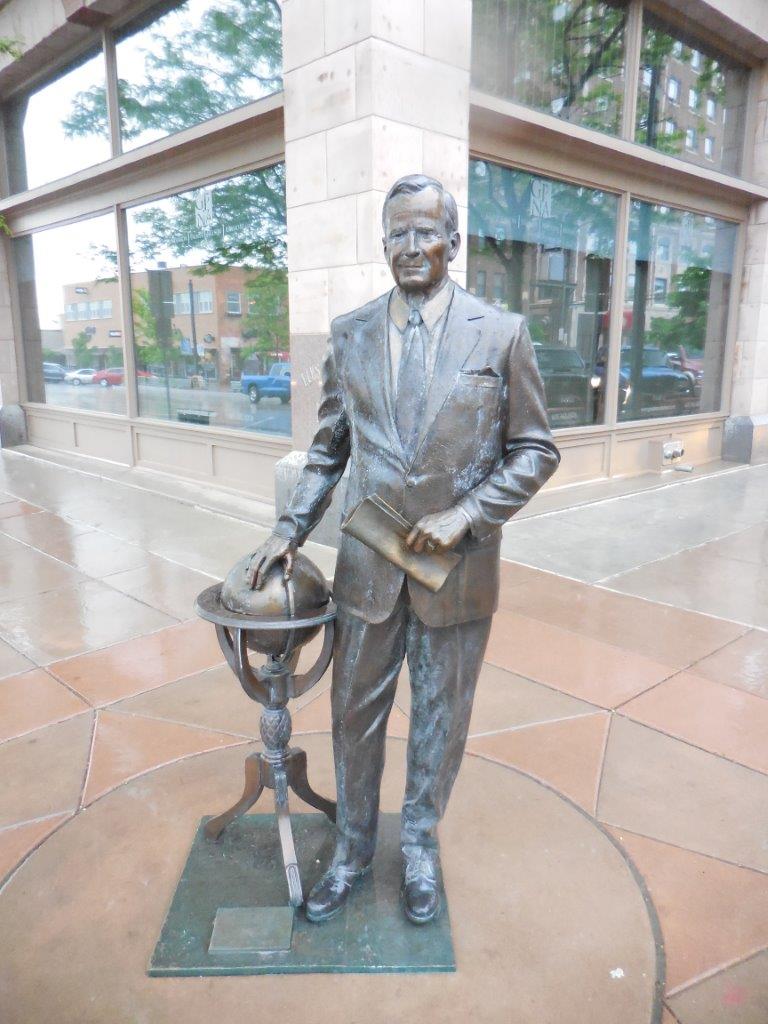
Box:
[22,51,110,190]
[32,215,116,329]
[127,192,212,270]
[116,0,279,152]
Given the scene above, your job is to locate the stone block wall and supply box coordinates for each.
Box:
[281,0,471,450]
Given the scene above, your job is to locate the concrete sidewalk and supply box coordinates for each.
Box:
[0,449,766,1024]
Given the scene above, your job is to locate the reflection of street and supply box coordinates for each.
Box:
[42,382,292,435]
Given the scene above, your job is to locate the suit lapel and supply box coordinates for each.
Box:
[411,287,484,462]
[354,293,407,464]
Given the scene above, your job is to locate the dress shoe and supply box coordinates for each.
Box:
[401,846,442,925]
[305,861,371,923]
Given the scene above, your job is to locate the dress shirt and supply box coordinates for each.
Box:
[387,279,454,397]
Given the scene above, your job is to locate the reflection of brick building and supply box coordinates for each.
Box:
[61,265,286,381]
[641,42,743,174]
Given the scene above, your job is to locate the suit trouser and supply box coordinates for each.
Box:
[330,584,492,865]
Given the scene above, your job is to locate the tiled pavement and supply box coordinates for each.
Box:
[0,449,767,1023]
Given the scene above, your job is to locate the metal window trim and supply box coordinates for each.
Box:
[0,92,285,232]
[470,92,768,210]
[621,0,644,142]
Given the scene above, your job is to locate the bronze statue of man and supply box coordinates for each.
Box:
[246,174,560,924]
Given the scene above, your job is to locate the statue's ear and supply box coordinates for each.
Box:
[449,232,461,261]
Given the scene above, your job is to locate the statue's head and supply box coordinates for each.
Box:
[382,174,460,295]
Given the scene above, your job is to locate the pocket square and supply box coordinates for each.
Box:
[461,366,501,378]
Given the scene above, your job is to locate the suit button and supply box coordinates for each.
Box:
[405,477,415,487]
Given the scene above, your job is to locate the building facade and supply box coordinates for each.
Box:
[0,0,767,505]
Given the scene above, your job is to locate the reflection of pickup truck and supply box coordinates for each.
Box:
[240,362,291,404]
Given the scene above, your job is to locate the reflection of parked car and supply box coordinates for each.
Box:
[666,345,704,383]
[43,361,66,382]
[93,368,156,386]
[240,362,291,404]
[64,368,98,385]
[614,346,697,415]
[93,367,124,387]
[533,346,594,427]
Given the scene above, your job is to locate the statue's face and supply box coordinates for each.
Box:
[383,187,460,294]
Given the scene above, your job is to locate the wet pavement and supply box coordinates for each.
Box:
[0,448,766,1023]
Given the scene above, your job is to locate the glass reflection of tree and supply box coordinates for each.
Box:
[473,0,627,134]
[636,22,728,159]
[62,0,281,143]
[62,0,287,385]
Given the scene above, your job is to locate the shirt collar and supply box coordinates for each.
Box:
[388,278,454,333]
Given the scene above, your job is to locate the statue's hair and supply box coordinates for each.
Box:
[382,174,459,234]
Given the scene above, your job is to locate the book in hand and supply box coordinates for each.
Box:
[340,495,462,593]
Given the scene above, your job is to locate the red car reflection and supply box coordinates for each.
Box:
[93,368,155,387]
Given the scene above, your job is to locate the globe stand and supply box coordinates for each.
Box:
[195,583,337,908]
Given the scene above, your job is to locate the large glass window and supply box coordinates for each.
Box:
[618,201,737,421]
[635,13,748,175]
[468,160,618,429]
[3,50,110,193]
[113,0,282,153]
[14,215,125,411]
[125,164,289,435]
[472,0,628,136]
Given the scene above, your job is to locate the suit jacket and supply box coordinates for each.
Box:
[274,285,560,626]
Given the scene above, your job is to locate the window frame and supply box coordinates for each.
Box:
[467,137,747,439]
[0,7,288,451]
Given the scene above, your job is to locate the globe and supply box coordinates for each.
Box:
[220,551,331,659]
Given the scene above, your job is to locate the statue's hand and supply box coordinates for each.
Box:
[244,533,298,590]
[406,507,470,554]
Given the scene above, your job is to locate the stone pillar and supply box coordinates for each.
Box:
[281,0,471,454]
[725,64,768,461]
[0,236,26,447]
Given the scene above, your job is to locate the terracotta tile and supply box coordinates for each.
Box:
[0,813,72,884]
[82,710,245,805]
[690,631,768,700]
[111,664,261,737]
[50,619,224,705]
[500,572,745,669]
[497,560,552,603]
[467,712,610,813]
[0,638,34,680]
[0,533,84,602]
[468,663,599,737]
[0,736,659,1024]
[290,685,332,734]
[386,705,410,739]
[598,717,768,872]
[0,714,93,828]
[0,669,90,743]
[607,829,768,993]
[102,557,216,619]
[485,610,674,708]
[621,672,768,774]
[0,579,176,665]
[668,949,768,1024]
[0,501,42,520]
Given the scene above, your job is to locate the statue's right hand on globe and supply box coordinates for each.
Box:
[245,533,298,590]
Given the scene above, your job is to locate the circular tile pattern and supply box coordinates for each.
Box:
[0,737,661,1024]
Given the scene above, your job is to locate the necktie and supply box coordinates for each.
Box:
[395,307,428,455]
